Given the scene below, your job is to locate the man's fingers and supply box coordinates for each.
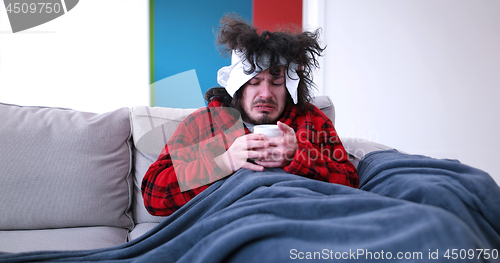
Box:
[246,139,268,150]
[244,133,267,141]
[263,137,282,147]
[246,149,268,159]
[239,133,267,150]
[241,161,265,171]
[277,121,295,135]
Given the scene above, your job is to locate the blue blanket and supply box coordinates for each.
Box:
[2,150,500,262]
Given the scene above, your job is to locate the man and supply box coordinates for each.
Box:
[142,15,358,216]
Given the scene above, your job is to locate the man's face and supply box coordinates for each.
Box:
[240,67,287,125]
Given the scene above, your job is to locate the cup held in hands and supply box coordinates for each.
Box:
[254,125,283,138]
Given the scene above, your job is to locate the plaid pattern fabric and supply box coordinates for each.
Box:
[142,98,358,216]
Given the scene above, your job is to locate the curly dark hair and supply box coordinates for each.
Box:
[209,14,325,114]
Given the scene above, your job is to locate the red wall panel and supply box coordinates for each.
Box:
[253,0,302,32]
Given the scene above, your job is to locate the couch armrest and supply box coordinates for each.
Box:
[311,96,335,125]
[341,137,395,168]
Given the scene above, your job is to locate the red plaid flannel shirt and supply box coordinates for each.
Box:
[142,98,358,216]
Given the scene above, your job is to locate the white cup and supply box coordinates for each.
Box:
[254,124,283,138]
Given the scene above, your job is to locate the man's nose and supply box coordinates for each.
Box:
[258,82,272,99]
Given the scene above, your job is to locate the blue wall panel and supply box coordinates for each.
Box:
[152,0,252,108]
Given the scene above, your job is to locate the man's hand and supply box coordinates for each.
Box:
[255,121,297,168]
[214,133,268,173]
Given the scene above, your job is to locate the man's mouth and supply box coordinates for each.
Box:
[254,104,275,112]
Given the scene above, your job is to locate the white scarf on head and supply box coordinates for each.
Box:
[217,50,300,104]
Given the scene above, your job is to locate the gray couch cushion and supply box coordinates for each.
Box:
[0,103,134,230]
[128,223,158,241]
[0,227,128,253]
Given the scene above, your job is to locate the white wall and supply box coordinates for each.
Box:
[0,0,149,113]
[305,0,500,184]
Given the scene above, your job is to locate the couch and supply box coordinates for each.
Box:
[0,96,392,253]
